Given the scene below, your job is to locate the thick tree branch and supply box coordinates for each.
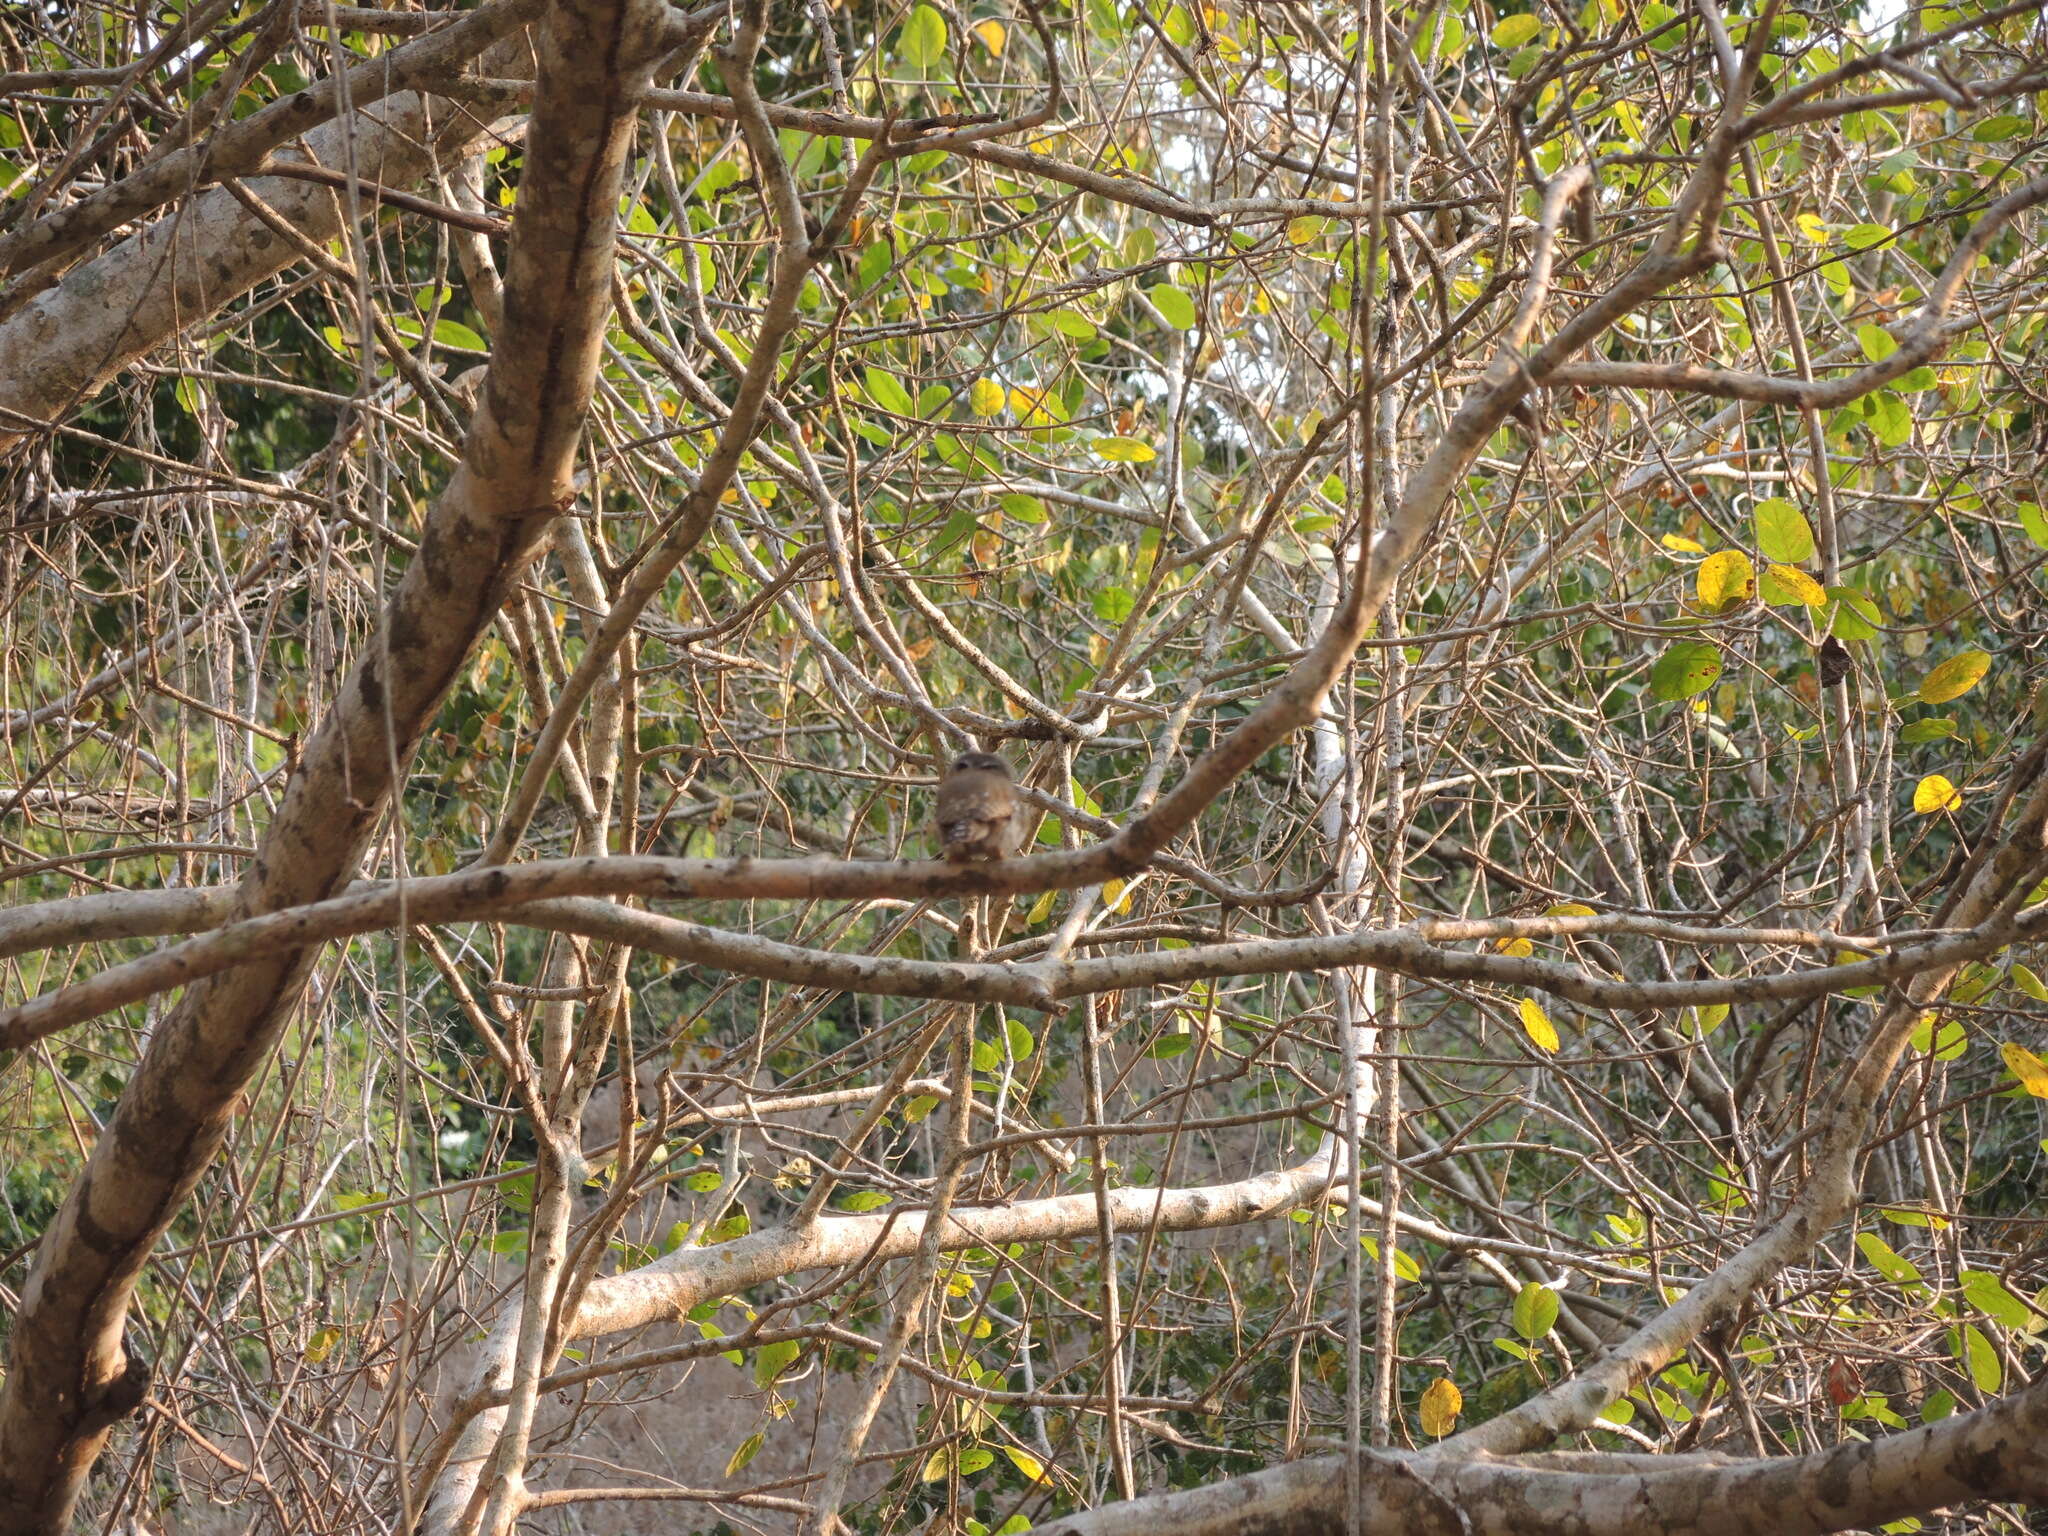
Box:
[0,0,672,1521]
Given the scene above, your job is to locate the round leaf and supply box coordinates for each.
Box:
[1148,283,1198,331]
[1912,774,1961,815]
[1419,1377,1463,1437]
[1650,640,1721,701]
[897,4,947,71]
[1752,498,1814,564]
[1696,549,1754,611]
[1513,1282,1560,1341]
[1917,650,1990,705]
[969,377,1005,417]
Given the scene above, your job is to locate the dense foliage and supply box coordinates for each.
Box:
[1,0,2046,1531]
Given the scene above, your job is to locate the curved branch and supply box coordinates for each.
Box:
[1547,173,2048,406]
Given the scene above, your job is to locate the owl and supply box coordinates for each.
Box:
[935,752,1024,861]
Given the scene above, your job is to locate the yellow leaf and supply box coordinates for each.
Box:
[1496,935,1533,957]
[1545,901,1597,917]
[1917,649,1991,704]
[726,1431,765,1477]
[1093,436,1157,464]
[1103,878,1132,914]
[1419,1377,1463,1437]
[1661,532,1706,553]
[2002,1042,2048,1099]
[969,377,1005,417]
[1760,563,1827,607]
[1518,997,1559,1053]
[1696,549,1755,610]
[1286,214,1328,244]
[1912,774,1961,814]
[920,1448,952,1482]
[1004,1446,1047,1481]
[972,17,1007,53]
[304,1326,341,1365]
[1025,888,1057,926]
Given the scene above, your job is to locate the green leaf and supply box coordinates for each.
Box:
[865,366,915,416]
[1827,587,1884,641]
[2018,502,2048,550]
[1512,1282,1560,1341]
[1856,1232,1921,1284]
[897,4,948,72]
[1000,492,1047,524]
[1005,1015,1036,1059]
[1491,13,1541,46]
[1752,498,1814,564]
[1909,1012,1966,1061]
[704,1210,750,1243]
[1898,717,1956,744]
[1092,585,1135,623]
[1972,113,2025,142]
[726,1432,764,1476]
[1650,641,1721,701]
[840,1189,891,1212]
[1866,390,1912,447]
[1840,222,1893,253]
[1958,1270,2032,1330]
[431,317,488,351]
[1148,284,1198,330]
[1049,308,1097,340]
[1855,323,1899,362]
[753,1338,801,1387]
[1958,1323,2002,1393]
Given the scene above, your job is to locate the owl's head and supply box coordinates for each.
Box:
[950,751,1011,777]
